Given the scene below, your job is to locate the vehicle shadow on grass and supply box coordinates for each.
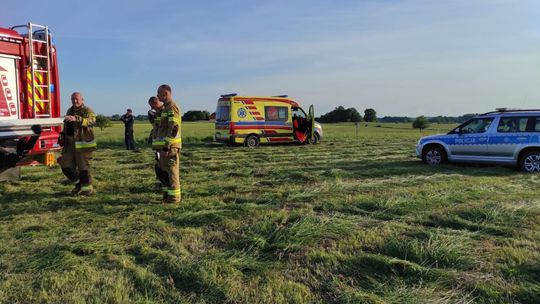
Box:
[0,184,158,218]
[313,159,519,179]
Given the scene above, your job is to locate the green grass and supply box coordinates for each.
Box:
[1,121,539,303]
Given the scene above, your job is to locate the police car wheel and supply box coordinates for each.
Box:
[244,135,259,148]
[422,146,446,165]
[521,151,540,173]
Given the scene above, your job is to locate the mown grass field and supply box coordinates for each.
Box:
[1,121,539,303]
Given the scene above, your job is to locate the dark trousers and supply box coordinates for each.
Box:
[125,131,135,150]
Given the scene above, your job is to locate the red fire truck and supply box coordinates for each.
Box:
[0,23,63,179]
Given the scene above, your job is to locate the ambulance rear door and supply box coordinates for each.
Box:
[215,98,231,141]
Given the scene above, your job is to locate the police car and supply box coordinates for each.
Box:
[416,109,540,172]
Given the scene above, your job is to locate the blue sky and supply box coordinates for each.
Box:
[2,0,539,117]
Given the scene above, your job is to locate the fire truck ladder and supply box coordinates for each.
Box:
[28,23,52,119]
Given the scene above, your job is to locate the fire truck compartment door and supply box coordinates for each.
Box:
[0,56,20,120]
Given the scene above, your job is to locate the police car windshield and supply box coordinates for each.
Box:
[451,117,493,134]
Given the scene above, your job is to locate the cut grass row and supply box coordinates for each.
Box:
[0,122,539,303]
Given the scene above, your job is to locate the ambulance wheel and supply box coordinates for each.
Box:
[307,133,320,145]
[244,135,259,148]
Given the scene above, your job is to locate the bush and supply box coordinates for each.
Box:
[95,115,112,131]
[413,116,430,131]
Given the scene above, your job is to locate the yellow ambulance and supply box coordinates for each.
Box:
[215,94,323,147]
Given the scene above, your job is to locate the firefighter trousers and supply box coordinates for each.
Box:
[157,148,181,202]
[58,137,94,188]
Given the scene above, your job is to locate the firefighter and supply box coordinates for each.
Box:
[156,85,182,203]
[58,92,96,196]
[148,96,166,193]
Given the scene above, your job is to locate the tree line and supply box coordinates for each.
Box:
[107,110,212,122]
[316,106,476,124]
[316,106,377,123]
[315,106,480,131]
[94,106,477,132]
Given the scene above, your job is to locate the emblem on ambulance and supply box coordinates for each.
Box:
[237,107,247,118]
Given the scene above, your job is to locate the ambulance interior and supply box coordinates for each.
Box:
[292,107,310,143]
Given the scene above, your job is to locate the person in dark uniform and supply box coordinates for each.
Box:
[120,108,135,150]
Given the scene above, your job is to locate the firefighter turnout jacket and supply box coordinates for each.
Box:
[151,107,164,150]
[59,104,97,195]
[155,99,182,203]
[64,105,97,151]
[157,100,182,150]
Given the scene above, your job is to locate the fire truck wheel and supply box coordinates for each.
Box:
[244,135,259,148]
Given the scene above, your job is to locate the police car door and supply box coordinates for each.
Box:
[449,117,494,159]
[489,116,530,160]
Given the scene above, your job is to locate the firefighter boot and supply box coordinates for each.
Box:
[79,184,95,196]
[78,170,95,196]
[71,183,82,195]
[159,171,171,203]
[165,188,181,204]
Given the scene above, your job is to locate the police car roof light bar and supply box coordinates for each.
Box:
[481,108,540,115]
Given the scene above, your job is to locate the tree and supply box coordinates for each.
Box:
[380,116,412,123]
[111,114,120,121]
[317,106,362,123]
[135,114,149,121]
[363,108,377,122]
[95,115,112,131]
[182,110,211,121]
[349,109,362,122]
[413,116,430,131]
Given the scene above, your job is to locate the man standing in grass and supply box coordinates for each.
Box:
[156,85,182,203]
[120,108,135,150]
[58,92,96,196]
